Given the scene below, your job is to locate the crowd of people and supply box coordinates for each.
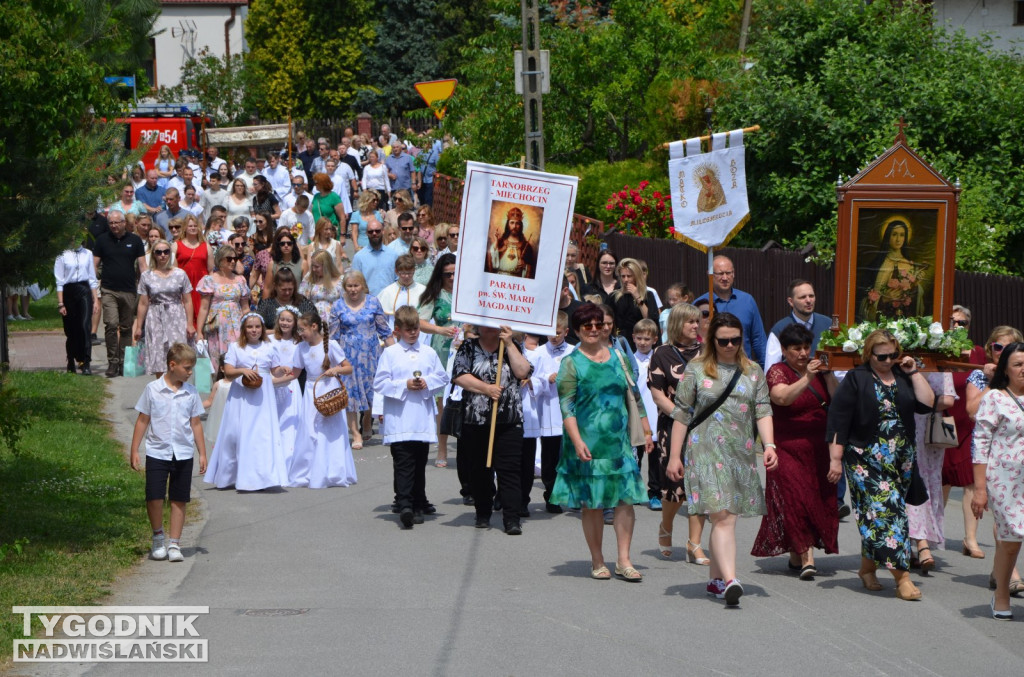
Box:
[50,128,1024,617]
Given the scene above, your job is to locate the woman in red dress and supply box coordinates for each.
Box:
[751,324,840,579]
[172,213,213,324]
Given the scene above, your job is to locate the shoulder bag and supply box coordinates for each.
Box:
[614,350,648,448]
[924,399,957,448]
[680,366,743,455]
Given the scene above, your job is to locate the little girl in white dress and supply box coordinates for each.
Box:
[204,312,288,490]
[288,309,358,489]
[271,307,303,468]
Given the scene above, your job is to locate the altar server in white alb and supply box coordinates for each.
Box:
[204,312,288,491]
[288,309,358,489]
[533,311,575,513]
[373,305,449,529]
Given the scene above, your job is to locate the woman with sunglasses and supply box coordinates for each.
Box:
[825,329,936,601]
[418,253,459,465]
[260,228,307,300]
[196,245,251,376]
[666,312,776,606]
[171,214,213,325]
[971,341,1024,620]
[967,326,1024,595]
[409,236,433,286]
[133,240,195,378]
[383,189,414,233]
[549,303,651,576]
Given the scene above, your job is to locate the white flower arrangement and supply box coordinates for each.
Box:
[819,316,973,358]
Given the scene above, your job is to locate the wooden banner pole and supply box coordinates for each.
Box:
[708,247,715,318]
[485,340,505,468]
[658,124,760,150]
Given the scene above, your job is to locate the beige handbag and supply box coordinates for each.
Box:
[614,350,648,448]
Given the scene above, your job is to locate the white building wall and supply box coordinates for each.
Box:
[932,0,1024,51]
[153,5,249,91]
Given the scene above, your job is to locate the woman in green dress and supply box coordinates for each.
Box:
[666,312,777,607]
[418,253,459,466]
[551,303,653,582]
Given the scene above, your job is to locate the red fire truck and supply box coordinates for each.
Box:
[117,104,211,171]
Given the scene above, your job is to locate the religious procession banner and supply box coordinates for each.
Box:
[667,130,750,251]
[452,161,578,334]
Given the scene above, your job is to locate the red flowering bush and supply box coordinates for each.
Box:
[604,180,674,239]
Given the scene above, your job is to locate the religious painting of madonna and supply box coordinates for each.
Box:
[854,207,939,322]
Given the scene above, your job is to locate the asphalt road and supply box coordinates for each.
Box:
[12,372,1024,676]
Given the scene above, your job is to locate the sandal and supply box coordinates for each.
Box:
[1010,578,1024,597]
[591,565,611,580]
[895,580,922,601]
[918,547,935,575]
[614,563,643,582]
[352,435,363,450]
[657,526,673,559]
[686,540,711,566]
[962,543,985,559]
[434,459,448,468]
[858,571,884,591]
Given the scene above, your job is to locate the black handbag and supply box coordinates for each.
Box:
[439,395,463,438]
[905,459,929,506]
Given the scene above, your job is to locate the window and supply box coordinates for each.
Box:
[1016,1,1024,26]
[142,38,156,89]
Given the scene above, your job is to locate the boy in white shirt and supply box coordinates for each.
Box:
[533,312,574,514]
[518,333,545,515]
[632,319,661,509]
[373,306,449,529]
[280,196,314,245]
[377,255,425,330]
[129,344,207,562]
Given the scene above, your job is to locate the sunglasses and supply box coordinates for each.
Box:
[153,249,171,256]
[411,246,426,252]
[292,184,303,188]
[448,231,459,237]
[279,241,294,246]
[872,352,899,362]
[169,226,181,231]
[400,226,416,231]
[580,322,604,331]
[992,342,1008,352]
[224,256,238,262]
[715,336,743,347]
[443,272,455,278]
[950,319,968,327]
[367,230,382,235]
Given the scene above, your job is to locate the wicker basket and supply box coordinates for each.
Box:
[313,372,348,416]
[241,371,263,389]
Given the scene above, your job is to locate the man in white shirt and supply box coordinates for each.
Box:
[234,157,259,193]
[280,196,315,245]
[387,212,417,256]
[263,151,292,200]
[323,158,353,214]
[167,166,203,200]
[309,139,330,176]
[328,156,357,202]
[205,146,226,179]
[199,173,229,222]
[281,175,315,211]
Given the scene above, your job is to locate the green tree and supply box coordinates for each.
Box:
[245,0,374,118]
[716,0,1024,273]
[156,49,257,125]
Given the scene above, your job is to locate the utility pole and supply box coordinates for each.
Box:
[520,0,545,171]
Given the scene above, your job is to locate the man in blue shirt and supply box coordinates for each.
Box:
[351,219,398,296]
[134,170,166,217]
[415,138,443,207]
[694,255,768,367]
[385,143,417,197]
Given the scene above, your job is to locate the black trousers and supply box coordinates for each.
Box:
[520,437,537,508]
[62,282,92,364]
[644,441,663,499]
[461,423,523,523]
[540,435,562,503]
[391,441,429,512]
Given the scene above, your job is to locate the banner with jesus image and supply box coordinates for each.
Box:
[452,162,578,334]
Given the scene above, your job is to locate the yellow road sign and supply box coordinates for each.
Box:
[414,79,457,120]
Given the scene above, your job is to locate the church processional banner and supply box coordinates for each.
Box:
[451,162,579,334]
[668,130,750,251]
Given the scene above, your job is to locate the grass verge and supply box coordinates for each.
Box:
[7,293,63,332]
[0,371,147,664]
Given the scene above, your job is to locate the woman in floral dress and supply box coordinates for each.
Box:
[666,312,776,607]
[826,329,935,601]
[972,342,1024,620]
[330,269,393,450]
[196,245,251,372]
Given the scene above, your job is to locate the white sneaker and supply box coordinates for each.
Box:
[151,535,167,560]
[167,543,183,562]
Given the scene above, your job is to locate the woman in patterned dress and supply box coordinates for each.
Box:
[666,313,776,606]
[329,269,393,450]
[972,342,1024,620]
[751,324,839,579]
[550,303,651,580]
[172,213,213,325]
[133,240,195,376]
[299,249,343,325]
[826,330,935,601]
[196,245,251,374]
